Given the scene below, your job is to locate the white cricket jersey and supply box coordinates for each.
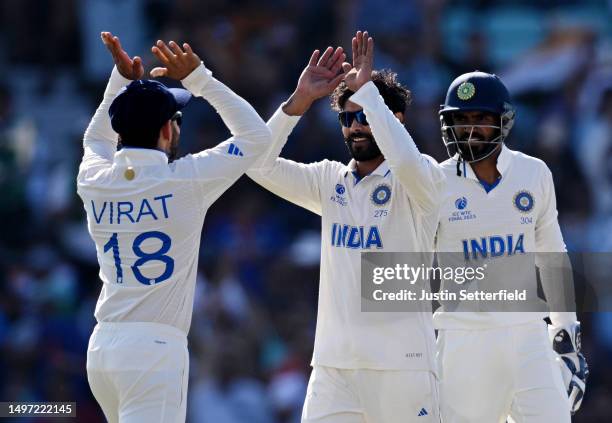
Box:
[77,65,271,334]
[248,81,445,371]
[433,145,576,329]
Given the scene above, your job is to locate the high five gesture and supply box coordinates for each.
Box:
[101,32,144,80]
[283,46,347,116]
[150,40,201,80]
[343,31,374,92]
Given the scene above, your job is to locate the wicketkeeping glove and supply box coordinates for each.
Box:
[548,322,589,414]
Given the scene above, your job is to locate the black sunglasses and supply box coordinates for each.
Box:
[338,110,368,127]
[171,111,183,127]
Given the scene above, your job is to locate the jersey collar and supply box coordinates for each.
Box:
[460,144,512,181]
[114,147,169,166]
[343,159,391,179]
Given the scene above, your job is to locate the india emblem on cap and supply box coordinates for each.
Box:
[124,167,135,181]
[457,81,476,100]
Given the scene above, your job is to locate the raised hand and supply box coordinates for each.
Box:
[343,31,374,92]
[150,40,201,80]
[283,46,347,116]
[101,32,144,80]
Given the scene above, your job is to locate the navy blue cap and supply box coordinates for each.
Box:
[109,79,192,137]
[440,71,512,116]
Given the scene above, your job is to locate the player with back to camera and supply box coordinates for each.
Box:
[77,32,271,422]
[433,71,589,422]
[247,31,445,422]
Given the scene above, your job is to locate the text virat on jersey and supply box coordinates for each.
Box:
[89,194,173,224]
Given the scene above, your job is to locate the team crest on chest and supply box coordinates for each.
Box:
[371,184,392,206]
[513,190,534,213]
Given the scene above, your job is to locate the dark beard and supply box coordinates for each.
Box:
[344,132,382,162]
[455,128,501,162]
[458,142,486,157]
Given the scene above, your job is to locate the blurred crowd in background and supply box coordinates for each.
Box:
[0,0,611,421]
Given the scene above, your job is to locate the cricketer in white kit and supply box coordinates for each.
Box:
[248,32,444,422]
[77,33,271,422]
[434,71,588,423]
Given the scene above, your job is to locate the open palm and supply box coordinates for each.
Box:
[295,46,347,102]
[101,32,144,80]
[150,40,201,80]
[344,31,374,92]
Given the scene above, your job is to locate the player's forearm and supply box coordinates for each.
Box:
[182,63,270,147]
[248,157,323,215]
[350,81,428,170]
[281,91,313,116]
[538,248,578,326]
[540,267,577,326]
[247,105,300,175]
[83,66,131,148]
[535,173,577,326]
[246,107,322,214]
[349,81,445,212]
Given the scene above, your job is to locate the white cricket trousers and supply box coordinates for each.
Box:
[301,366,440,423]
[437,320,570,423]
[86,322,189,423]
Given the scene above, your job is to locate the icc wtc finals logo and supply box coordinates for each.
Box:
[455,197,468,210]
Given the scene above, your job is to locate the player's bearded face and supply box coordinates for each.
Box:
[452,111,499,157]
[457,130,488,157]
[340,101,383,162]
[344,131,382,161]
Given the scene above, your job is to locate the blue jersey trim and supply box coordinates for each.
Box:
[479,176,502,193]
[352,170,372,185]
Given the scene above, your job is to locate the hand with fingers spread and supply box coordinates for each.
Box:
[150,40,201,80]
[283,46,348,116]
[343,31,374,93]
[101,31,144,80]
